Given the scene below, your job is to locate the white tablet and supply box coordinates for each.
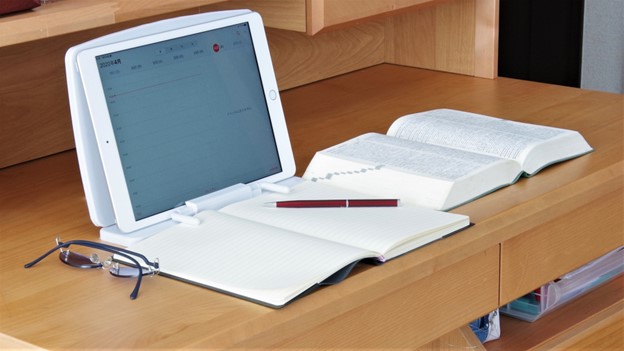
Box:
[70,11,295,233]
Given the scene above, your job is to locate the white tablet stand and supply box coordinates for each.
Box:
[65,10,286,246]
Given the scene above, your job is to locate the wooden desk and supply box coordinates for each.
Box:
[1,65,622,349]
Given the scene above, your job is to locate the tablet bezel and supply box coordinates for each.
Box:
[75,12,295,233]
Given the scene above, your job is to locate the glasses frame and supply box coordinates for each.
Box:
[24,238,159,300]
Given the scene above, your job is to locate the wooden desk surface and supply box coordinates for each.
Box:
[1,65,622,349]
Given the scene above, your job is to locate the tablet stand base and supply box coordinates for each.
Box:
[100,221,176,246]
[99,177,303,247]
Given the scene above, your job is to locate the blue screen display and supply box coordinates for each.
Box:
[96,23,281,220]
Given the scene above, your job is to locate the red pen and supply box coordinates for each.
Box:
[265,199,400,208]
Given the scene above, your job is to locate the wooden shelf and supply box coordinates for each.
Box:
[0,0,439,46]
[179,0,441,35]
[0,0,497,48]
[486,275,624,350]
[0,0,227,47]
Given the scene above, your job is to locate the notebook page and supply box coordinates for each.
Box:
[220,181,469,259]
[126,210,374,306]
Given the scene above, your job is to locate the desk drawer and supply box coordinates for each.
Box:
[500,188,624,305]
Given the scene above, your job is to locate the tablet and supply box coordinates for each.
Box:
[69,11,295,233]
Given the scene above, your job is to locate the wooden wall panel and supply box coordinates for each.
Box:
[313,0,433,34]
[386,0,476,75]
[0,13,201,169]
[386,0,498,78]
[384,4,436,69]
[434,0,475,75]
[268,21,385,90]
[201,0,307,32]
[474,0,498,78]
[1,36,77,169]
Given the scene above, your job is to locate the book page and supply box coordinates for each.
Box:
[302,133,520,209]
[221,181,469,258]
[126,210,374,307]
[387,109,580,166]
[317,133,510,181]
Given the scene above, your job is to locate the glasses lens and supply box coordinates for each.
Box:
[109,263,143,278]
[59,251,102,269]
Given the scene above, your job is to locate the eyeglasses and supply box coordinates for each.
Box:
[24,238,159,300]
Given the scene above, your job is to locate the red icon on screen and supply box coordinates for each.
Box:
[213,43,220,53]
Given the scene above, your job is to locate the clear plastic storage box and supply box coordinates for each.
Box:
[501,246,623,322]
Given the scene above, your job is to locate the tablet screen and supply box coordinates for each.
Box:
[86,19,289,226]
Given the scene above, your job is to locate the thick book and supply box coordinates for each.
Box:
[125,181,469,307]
[303,109,593,211]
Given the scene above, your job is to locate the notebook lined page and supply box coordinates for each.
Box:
[220,181,468,257]
[127,210,374,306]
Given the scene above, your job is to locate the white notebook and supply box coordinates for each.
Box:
[125,181,470,307]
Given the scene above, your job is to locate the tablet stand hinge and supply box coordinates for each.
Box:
[170,182,292,225]
[100,178,299,246]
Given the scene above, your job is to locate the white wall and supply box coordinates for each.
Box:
[581,0,624,93]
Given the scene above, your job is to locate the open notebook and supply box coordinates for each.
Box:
[124,181,470,307]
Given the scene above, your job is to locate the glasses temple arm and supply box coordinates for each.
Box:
[108,250,144,300]
[23,243,66,268]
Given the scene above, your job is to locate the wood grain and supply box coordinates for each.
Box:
[267,21,385,90]
[535,301,624,350]
[418,325,486,350]
[0,0,227,47]
[238,246,498,349]
[202,0,307,32]
[311,0,434,35]
[386,0,476,75]
[500,185,623,304]
[386,0,499,78]
[474,0,499,78]
[0,333,46,350]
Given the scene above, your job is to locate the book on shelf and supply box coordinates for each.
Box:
[124,181,470,307]
[303,109,593,211]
